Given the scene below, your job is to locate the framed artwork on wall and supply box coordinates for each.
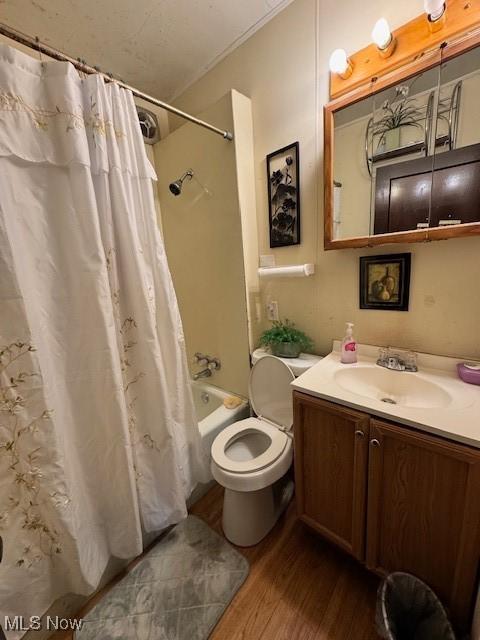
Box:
[360,253,411,311]
[266,141,300,247]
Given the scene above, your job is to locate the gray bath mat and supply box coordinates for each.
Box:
[75,515,249,640]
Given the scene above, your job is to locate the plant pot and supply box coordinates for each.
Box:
[271,342,302,358]
[384,127,401,152]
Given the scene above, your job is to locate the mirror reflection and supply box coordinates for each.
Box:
[333,95,374,239]
[430,46,480,228]
[370,66,439,234]
[331,45,480,241]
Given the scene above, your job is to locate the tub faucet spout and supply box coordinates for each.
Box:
[193,368,212,380]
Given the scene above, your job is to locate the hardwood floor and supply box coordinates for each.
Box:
[190,485,380,640]
[52,485,380,639]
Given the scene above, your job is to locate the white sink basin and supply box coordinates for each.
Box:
[334,366,452,409]
[292,342,480,448]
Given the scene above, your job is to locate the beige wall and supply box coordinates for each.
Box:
[154,93,251,396]
[171,0,480,361]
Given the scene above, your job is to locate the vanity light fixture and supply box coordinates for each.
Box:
[371,18,396,58]
[424,0,446,32]
[328,48,353,79]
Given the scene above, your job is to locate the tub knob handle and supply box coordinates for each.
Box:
[208,358,221,371]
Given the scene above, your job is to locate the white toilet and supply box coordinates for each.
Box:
[210,355,297,547]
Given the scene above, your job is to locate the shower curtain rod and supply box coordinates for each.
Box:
[0,22,234,141]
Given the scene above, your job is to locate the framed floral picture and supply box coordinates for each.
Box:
[266,142,300,247]
[359,253,411,311]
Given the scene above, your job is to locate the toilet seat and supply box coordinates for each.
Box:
[211,417,288,474]
[211,356,295,477]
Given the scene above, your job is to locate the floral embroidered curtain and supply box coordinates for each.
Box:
[0,43,208,635]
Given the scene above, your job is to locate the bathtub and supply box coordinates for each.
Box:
[191,380,250,453]
[188,380,250,505]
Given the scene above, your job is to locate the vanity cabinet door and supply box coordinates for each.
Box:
[293,392,370,561]
[366,419,480,630]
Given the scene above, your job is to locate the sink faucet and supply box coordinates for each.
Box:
[377,348,418,372]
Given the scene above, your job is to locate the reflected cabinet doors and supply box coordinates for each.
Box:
[325,38,480,249]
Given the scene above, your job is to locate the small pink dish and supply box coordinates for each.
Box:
[457,363,480,386]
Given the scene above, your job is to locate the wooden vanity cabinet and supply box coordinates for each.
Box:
[293,391,480,631]
[293,393,370,561]
[366,419,480,628]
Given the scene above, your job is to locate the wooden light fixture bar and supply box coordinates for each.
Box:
[330,0,480,99]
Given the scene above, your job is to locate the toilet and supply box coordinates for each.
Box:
[211,353,320,546]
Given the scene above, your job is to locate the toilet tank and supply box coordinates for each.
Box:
[251,348,322,378]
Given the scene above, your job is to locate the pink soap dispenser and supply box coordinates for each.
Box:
[341,322,357,364]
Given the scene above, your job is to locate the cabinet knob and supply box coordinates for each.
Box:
[370,438,380,447]
[355,430,365,438]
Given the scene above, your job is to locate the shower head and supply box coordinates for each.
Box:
[169,169,194,196]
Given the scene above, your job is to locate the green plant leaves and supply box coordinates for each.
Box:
[259,319,313,351]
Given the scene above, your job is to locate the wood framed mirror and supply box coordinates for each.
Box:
[324,27,480,250]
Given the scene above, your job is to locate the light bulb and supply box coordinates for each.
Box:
[424,0,446,21]
[372,18,393,50]
[329,49,349,75]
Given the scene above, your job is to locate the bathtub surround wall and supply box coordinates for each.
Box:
[154,92,253,397]
[170,0,480,361]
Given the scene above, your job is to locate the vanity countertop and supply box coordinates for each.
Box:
[292,342,480,448]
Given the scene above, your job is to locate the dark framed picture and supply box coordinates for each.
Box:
[266,142,300,247]
[360,253,411,311]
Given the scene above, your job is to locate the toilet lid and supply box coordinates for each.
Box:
[249,355,295,430]
[211,417,289,473]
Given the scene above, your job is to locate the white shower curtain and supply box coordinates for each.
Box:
[0,43,207,634]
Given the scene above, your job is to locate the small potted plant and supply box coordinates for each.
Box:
[373,84,423,153]
[259,319,313,358]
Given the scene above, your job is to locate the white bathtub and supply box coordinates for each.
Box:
[188,380,250,505]
[191,380,250,454]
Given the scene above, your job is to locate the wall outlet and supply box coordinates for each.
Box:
[266,300,279,322]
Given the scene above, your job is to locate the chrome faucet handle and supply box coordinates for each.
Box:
[404,351,418,372]
[387,355,405,371]
[207,358,221,371]
[377,347,392,367]
[193,352,208,366]
[377,347,387,364]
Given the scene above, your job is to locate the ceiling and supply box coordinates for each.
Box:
[1,0,293,101]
